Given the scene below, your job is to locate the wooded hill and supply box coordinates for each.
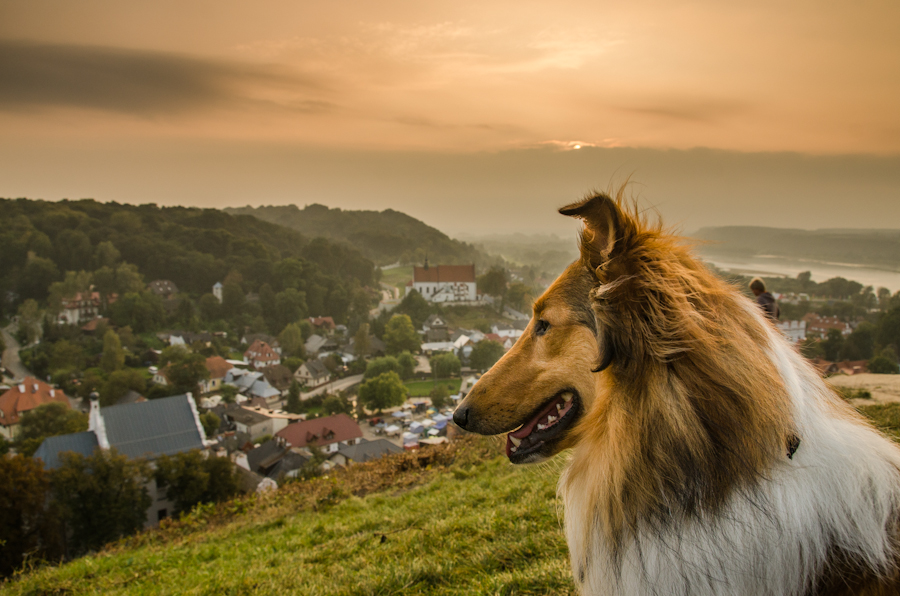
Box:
[692,226,900,270]
[0,198,375,319]
[225,204,485,267]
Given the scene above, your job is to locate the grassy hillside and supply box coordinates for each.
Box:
[693,226,900,270]
[225,204,488,268]
[3,437,575,595]
[8,404,900,595]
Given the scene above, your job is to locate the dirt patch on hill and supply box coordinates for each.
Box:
[827,373,900,405]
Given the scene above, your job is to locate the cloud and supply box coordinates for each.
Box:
[614,98,750,124]
[0,40,329,116]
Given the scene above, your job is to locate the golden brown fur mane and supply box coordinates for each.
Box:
[560,190,795,548]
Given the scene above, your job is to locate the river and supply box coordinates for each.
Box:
[700,253,900,293]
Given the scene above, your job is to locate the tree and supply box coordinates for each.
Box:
[868,356,898,374]
[506,282,534,311]
[109,291,165,333]
[469,340,505,371]
[323,394,352,416]
[395,290,432,329]
[221,280,246,320]
[93,240,121,269]
[0,455,61,577]
[397,351,417,380]
[477,267,508,298]
[163,351,209,396]
[841,322,876,361]
[383,314,421,355]
[357,371,407,413]
[100,329,125,373]
[430,384,451,409]
[99,369,146,407]
[278,323,305,358]
[364,355,400,380]
[821,329,844,362]
[353,323,371,359]
[220,384,239,404]
[430,352,461,378]
[286,380,302,414]
[49,340,86,372]
[198,293,221,323]
[51,449,150,557]
[17,299,43,345]
[878,306,900,354]
[19,256,60,302]
[154,451,238,516]
[13,402,88,458]
[274,288,308,332]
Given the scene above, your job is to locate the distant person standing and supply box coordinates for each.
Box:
[750,277,780,321]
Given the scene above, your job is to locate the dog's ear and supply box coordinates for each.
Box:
[559,193,630,280]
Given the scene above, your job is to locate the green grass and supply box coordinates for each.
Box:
[4,438,575,595]
[8,405,900,595]
[405,378,462,397]
[379,266,413,293]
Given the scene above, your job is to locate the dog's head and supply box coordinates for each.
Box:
[453,193,631,464]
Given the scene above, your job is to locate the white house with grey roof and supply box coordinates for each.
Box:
[33,394,208,527]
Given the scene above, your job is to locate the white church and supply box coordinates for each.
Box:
[406,261,477,303]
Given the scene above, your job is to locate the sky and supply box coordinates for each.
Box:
[1,0,899,235]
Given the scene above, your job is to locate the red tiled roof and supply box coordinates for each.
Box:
[309,316,335,329]
[413,264,476,283]
[206,356,231,380]
[0,377,71,427]
[276,414,363,449]
[244,340,280,365]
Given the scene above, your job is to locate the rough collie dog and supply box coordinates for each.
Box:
[453,191,900,595]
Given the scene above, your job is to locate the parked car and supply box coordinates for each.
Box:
[368,417,384,426]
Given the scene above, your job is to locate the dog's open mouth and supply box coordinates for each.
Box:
[506,390,582,464]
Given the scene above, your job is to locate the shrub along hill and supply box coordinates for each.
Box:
[692,226,900,271]
[6,402,900,595]
[225,204,489,267]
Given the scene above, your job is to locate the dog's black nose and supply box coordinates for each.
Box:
[453,403,470,430]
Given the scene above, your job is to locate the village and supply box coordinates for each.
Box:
[2,247,899,567]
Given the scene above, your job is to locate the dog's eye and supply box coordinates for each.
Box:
[534,319,550,336]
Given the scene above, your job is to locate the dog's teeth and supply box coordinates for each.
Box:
[547,415,557,423]
[557,403,562,412]
[537,423,546,430]
[509,435,521,447]
[510,445,517,452]
[562,392,573,403]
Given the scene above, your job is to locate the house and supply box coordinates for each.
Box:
[491,322,525,339]
[835,360,869,376]
[406,261,477,303]
[147,280,179,298]
[244,436,309,480]
[423,314,450,342]
[304,334,328,356]
[346,334,386,358]
[309,316,336,332]
[58,292,105,325]
[80,316,109,334]
[213,282,223,303]
[276,414,364,454]
[804,314,852,338]
[200,356,231,394]
[225,407,274,442]
[244,340,281,369]
[260,364,293,395]
[160,330,213,347]
[328,438,403,467]
[777,320,807,343]
[225,368,281,401]
[239,406,304,434]
[0,377,71,439]
[33,394,207,526]
[295,359,331,387]
[241,334,282,355]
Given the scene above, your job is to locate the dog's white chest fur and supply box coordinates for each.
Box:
[561,339,900,596]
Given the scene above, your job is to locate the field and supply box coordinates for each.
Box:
[405,378,462,397]
[379,266,413,293]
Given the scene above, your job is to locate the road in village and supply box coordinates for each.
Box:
[299,374,364,401]
[1,324,32,382]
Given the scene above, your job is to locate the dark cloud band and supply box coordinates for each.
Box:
[0,40,324,115]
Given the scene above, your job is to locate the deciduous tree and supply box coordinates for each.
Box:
[13,402,88,458]
[430,352,461,378]
[383,314,420,355]
[358,371,407,413]
[51,449,150,557]
[469,340,505,372]
[100,329,125,373]
[364,355,400,379]
[154,451,238,516]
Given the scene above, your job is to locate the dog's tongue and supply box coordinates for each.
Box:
[510,392,572,440]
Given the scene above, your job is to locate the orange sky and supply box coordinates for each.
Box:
[1,0,899,233]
